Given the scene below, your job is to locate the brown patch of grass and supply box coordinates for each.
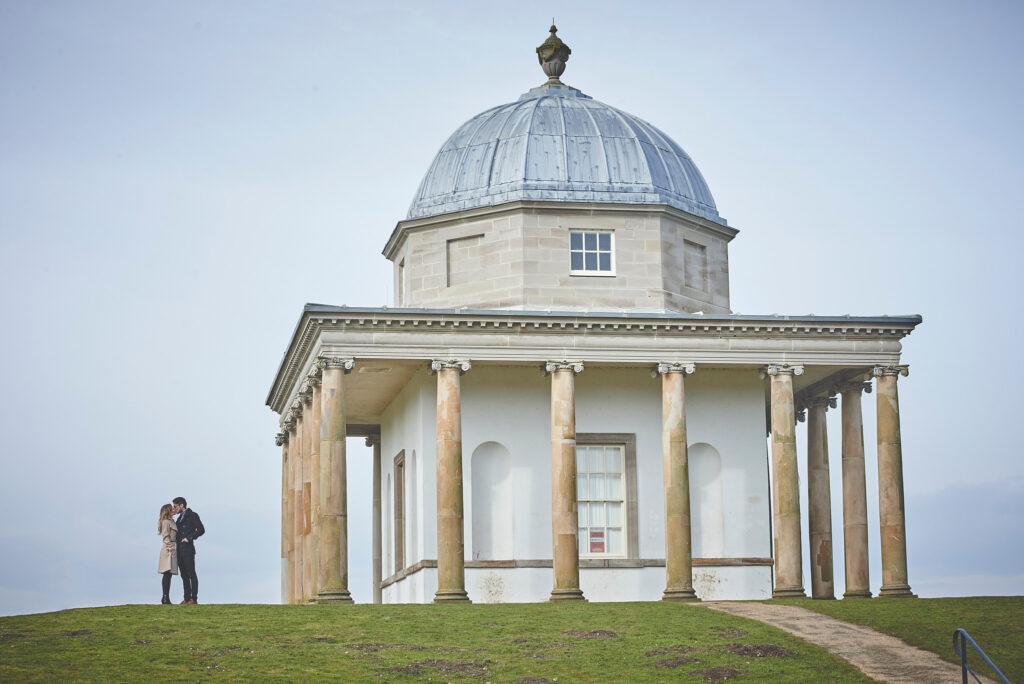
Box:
[564,629,617,639]
[708,626,747,639]
[654,656,702,668]
[60,630,92,637]
[386,658,493,677]
[689,666,742,682]
[347,642,426,652]
[644,644,695,657]
[725,643,793,658]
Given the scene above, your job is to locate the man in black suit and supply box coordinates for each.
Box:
[172,496,204,605]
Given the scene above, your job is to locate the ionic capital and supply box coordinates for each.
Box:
[282,415,296,432]
[655,362,696,376]
[288,403,303,422]
[836,380,872,395]
[543,361,584,375]
[275,432,288,447]
[872,364,909,378]
[298,383,313,404]
[805,395,837,410]
[760,363,805,379]
[796,408,806,423]
[306,366,323,386]
[318,356,355,373]
[365,435,381,448]
[430,359,471,374]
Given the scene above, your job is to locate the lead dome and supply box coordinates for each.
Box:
[407,29,723,225]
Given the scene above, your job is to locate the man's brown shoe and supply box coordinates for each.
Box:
[186,600,196,605]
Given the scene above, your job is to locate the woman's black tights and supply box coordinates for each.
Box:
[162,572,172,597]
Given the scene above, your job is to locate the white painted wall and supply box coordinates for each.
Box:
[378,364,772,602]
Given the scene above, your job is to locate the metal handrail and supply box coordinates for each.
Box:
[952,628,1009,684]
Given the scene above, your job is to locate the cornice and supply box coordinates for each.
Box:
[266,306,921,415]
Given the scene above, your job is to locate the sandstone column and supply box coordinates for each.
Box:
[291,404,304,603]
[659,362,699,602]
[317,357,355,603]
[766,363,806,598]
[838,380,872,598]
[301,390,314,602]
[368,434,382,604]
[277,431,290,604]
[432,359,471,603]
[546,361,586,602]
[308,371,323,599]
[806,395,836,600]
[286,419,298,604]
[874,365,915,598]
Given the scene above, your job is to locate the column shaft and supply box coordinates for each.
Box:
[317,363,354,602]
[549,365,585,601]
[371,437,382,604]
[840,386,871,598]
[302,400,313,602]
[661,368,698,601]
[876,369,915,597]
[434,364,470,602]
[769,368,806,597]
[280,436,290,604]
[807,402,835,599]
[309,383,322,599]
[292,415,303,603]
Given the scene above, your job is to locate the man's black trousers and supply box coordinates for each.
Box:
[178,547,198,602]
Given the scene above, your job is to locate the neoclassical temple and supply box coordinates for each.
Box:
[267,27,920,604]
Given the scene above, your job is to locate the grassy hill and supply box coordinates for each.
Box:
[2,598,1021,682]
[1,602,869,682]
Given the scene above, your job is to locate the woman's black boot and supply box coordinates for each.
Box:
[161,595,171,605]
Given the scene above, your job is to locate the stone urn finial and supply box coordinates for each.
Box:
[536,23,570,85]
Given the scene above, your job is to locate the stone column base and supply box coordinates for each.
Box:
[772,587,807,599]
[433,590,471,603]
[549,588,586,602]
[662,588,700,602]
[843,589,872,599]
[878,584,916,598]
[316,590,354,604]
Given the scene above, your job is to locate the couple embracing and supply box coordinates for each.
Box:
[157,497,205,604]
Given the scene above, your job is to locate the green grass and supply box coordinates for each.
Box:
[775,596,1024,682]
[0,602,871,682]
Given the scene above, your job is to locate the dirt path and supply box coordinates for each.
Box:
[703,601,990,684]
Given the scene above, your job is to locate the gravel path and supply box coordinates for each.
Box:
[702,601,992,684]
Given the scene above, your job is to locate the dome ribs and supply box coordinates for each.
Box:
[404,84,725,225]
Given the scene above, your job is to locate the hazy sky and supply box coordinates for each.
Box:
[1,1,1022,616]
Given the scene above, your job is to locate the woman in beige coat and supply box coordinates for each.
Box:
[158,503,178,604]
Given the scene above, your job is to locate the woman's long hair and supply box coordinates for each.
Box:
[158,503,174,534]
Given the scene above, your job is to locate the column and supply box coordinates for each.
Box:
[766,363,806,598]
[317,357,355,603]
[277,431,290,604]
[546,361,586,602]
[301,390,314,602]
[308,371,322,600]
[806,395,836,600]
[290,404,304,604]
[369,435,382,604]
[659,363,699,602]
[838,380,872,598]
[432,359,471,603]
[874,365,915,598]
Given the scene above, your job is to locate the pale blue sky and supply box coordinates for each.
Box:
[1,1,1022,615]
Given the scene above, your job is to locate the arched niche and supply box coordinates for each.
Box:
[471,441,514,560]
[688,442,725,558]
